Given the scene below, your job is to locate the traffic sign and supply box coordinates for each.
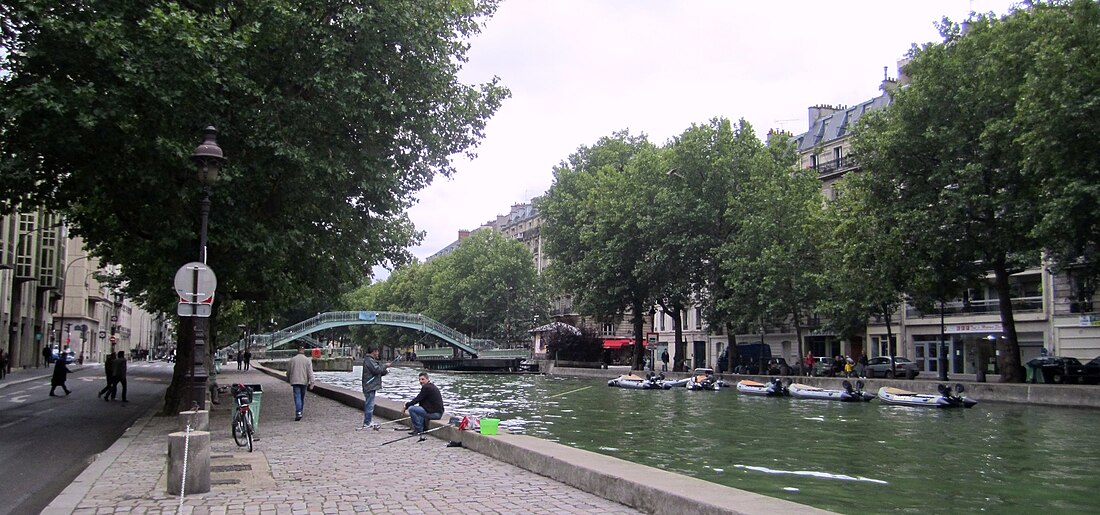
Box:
[178,302,212,317]
[174,262,217,304]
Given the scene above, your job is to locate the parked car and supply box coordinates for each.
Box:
[812,357,837,377]
[1026,356,1090,384]
[864,356,920,379]
[1083,356,1100,385]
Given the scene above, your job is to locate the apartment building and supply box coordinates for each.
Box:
[2,211,169,367]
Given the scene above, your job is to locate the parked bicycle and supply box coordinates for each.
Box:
[230,384,255,452]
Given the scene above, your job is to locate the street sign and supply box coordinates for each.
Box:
[174,262,217,304]
[178,302,212,317]
[99,331,107,339]
[175,262,216,318]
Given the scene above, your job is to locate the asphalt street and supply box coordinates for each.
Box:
[0,360,173,515]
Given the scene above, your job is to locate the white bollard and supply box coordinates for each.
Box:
[167,430,210,495]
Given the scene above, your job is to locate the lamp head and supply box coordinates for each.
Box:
[190,126,227,185]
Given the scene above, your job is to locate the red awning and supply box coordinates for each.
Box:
[602,338,640,350]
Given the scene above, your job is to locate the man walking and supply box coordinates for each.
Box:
[286,345,314,421]
[357,346,390,430]
[661,349,669,372]
[111,351,128,402]
[243,350,252,370]
[99,351,117,400]
[402,372,444,435]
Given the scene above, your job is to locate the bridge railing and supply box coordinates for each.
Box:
[233,310,489,358]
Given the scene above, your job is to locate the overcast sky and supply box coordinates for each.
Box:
[390,0,1020,277]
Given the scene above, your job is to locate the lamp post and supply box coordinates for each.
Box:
[55,254,88,358]
[187,126,226,411]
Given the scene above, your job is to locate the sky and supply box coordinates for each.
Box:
[391,0,1021,277]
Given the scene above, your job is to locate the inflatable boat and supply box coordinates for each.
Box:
[876,383,978,408]
[789,380,874,402]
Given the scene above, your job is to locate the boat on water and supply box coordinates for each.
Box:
[789,380,874,402]
[877,383,978,408]
[664,368,728,390]
[736,378,789,396]
[607,373,667,389]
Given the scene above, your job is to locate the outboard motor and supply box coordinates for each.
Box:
[842,380,855,394]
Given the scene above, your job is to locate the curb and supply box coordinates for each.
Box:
[40,403,161,515]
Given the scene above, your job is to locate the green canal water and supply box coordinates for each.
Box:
[318,366,1100,514]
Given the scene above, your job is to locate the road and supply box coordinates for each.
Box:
[0,360,174,515]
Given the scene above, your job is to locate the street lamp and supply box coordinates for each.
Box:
[187,126,226,411]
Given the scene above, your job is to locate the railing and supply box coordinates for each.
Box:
[811,155,857,177]
[905,296,1044,318]
[231,311,488,358]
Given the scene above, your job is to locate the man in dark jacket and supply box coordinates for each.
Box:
[402,372,444,435]
[110,351,128,402]
[98,351,117,400]
[357,346,390,430]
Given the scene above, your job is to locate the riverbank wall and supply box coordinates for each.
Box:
[255,364,832,515]
[545,363,1100,408]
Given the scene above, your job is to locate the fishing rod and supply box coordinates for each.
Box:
[380,424,449,446]
[546,385,592,399]
[373,416,412,431]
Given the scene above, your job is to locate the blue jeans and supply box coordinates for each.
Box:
[408,405,442,433]
[292,384,306,414]
[363,389,377,426]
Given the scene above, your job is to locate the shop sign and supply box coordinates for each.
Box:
[947,323,1003,334]
[1079,315,1100,327]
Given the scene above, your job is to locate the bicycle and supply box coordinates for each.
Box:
[230,384,255,452]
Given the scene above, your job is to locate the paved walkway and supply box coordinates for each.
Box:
[47,366,640,514]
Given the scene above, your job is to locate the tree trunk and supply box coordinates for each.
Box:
[992,260,1023,382]
[726,324,738,373]
[631,300,646,370]
[161,321,193,415]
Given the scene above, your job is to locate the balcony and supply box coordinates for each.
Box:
[905,296,1044,318]
[811,155,857,177]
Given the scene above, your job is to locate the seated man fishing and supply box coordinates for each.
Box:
[402,372,445,435]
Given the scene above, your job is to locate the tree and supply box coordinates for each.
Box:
[651,118,758,371]
[719,135,821,365]
[851,3,1096,382]
[0,0,509,411]
[428,229,546,344]
[818,173,914,355]
[539,131,659,370]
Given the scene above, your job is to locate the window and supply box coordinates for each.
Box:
[810,154,818,168]
[833,146,843,162]
[602,323,614,336]
[695,308,702,330]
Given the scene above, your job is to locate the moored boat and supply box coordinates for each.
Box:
[877,383,978,408]
[607,373,666,389]
[736,378,789,396]
[789,380,874,402]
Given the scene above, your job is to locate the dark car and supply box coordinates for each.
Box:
[1084,356,1100,385]
[1027,356,1089,384]
[864,356,920,379]
[764,357,790,375]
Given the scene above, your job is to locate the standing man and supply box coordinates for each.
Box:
[243,349,252,371]
[286,345,314,421]
[236,351,243,371]
[111,351,128,402]
[358,346,390,430]
[42,344,52,367]
[660,349,669,372]
[402,372,444,435]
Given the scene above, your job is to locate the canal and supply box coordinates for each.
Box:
[317,366,1100,514]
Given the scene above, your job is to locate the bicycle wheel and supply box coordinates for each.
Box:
[245,411,255,452]
[232,412,247,447]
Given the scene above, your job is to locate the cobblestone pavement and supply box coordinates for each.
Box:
[64,367,640,514]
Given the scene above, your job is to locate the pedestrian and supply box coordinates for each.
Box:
[286,345,314,421]
[111,351,128,402]
[0,349,7,380]
[402,372,444,435]
[49,356,72,396]
[243,350,252,370]
[42,344,52,367]
[99,351,117,400]
[357,346,390,430]
[661,349,669,372]
[236,350,243,371]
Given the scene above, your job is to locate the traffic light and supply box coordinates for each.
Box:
[65,338,70,344]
